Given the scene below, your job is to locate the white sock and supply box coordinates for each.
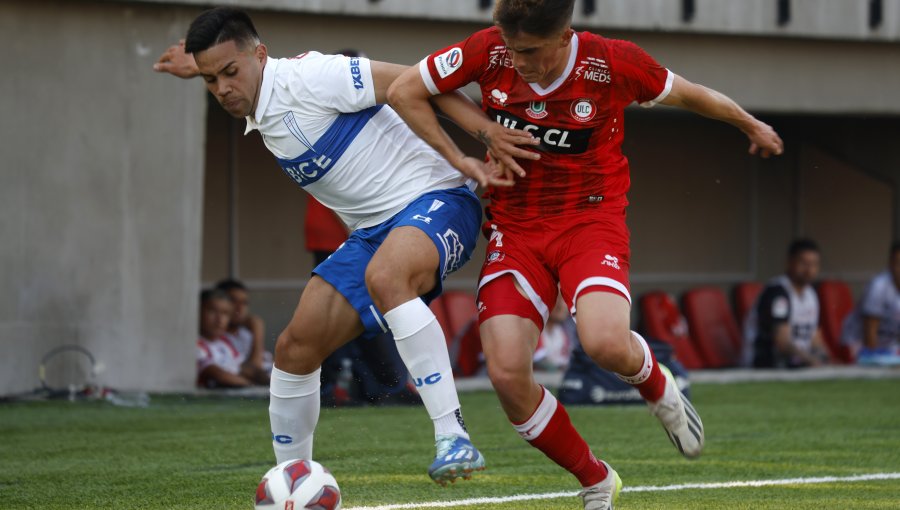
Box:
[384,298,469,440]
[615,331,654,385]
[269,366,320,463]
[512,386,556,441]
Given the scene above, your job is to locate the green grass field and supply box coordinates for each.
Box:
[2,379,899,509]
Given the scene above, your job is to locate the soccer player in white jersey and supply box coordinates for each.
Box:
[154,7,529,484]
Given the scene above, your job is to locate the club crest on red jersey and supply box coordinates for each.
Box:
[570,99,597,123]
[525,101,548,120]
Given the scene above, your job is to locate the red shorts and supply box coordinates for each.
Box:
[477,209,631,330]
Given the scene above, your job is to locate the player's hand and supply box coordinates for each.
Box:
[153,40,200,79]
[486,152,518,187]
[745,120,783,158]
[477,122,541,178]
[457,156,515,189]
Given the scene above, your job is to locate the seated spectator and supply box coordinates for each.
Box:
[197,289,267,388]
[215,279,272,379]
[534,294,576,372]
[744,239,831,368]
[842,241,900,364]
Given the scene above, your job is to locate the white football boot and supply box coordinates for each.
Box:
[578,462,622,510]
[648,365,704,458]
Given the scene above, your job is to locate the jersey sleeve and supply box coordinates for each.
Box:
[610,39,674,107]
[760,286,791,325]
[860,276,886,317]
[196,341,215,372]
[417,32,490,96]
[289,52,377,113]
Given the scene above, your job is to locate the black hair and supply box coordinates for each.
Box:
[215,279,247,293]
[335,48,367,58]
[494,0,575,37]
[184,7,260,54]
[200,288,231,305]
[891,240,900,258]
[788,238,820,258]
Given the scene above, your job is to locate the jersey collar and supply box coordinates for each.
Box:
[528,33,579,97]
[245,57,278,134]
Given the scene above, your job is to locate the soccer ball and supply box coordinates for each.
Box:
[255,459,341,510]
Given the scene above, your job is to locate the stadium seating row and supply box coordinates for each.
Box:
[640,281,856,369]
[429,280,858,376]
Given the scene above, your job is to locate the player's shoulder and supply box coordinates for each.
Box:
[466,26,504,47]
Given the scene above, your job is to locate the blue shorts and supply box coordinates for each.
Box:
[313,186,482,337]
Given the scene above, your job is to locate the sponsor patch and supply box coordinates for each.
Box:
[434,47,464,79]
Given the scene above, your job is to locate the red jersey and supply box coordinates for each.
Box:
[420,28,672,223]
[305,196,348,252]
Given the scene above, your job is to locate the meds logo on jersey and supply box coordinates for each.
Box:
[434,47,464,79]
[570,98,597,122]
[525,101,549,120]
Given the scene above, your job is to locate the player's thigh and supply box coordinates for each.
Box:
[277,276,365,368]
[366,225,439,298]
[573,290,632,354]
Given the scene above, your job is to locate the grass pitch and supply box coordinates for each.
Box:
[1,379,899,509]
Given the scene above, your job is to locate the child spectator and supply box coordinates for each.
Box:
[842,241,900,364]
[197,289,267,387]
[215,279,272,378]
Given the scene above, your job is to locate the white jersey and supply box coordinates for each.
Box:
[197,336,243,376]
[245,53,471,231]
[842,270,900,350]
[743,275,819,367]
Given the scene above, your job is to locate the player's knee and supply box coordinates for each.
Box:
[365,262,430,311]
[274,329,324,374]
[486,362,529,400]
[580,326,633,370]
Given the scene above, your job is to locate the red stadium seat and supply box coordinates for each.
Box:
[816,280,855,364]
[639,291,705,370]
[428,296,452,344]
[733,281,763,330]
[682,287,742,368]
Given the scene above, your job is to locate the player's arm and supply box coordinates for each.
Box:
[153,40,200,79]
[388,66,538,187]
[862,315,881,349]
[200,365,253,388]
[810,327,830,365]
[660,75,784,158]
[246,314,266,370]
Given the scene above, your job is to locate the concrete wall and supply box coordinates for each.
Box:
[0,1,207,395]
[129,0,900,42]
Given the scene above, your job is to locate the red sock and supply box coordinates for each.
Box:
[512,387,608,487]
[618,332,667,402]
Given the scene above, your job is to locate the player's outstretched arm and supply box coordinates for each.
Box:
[388,66,535,188]
[153,40,200,79]
[661,74,784,158]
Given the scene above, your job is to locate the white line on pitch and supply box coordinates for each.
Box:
[343,472,900,510]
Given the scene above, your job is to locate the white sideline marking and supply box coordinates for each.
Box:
[343,472,900,510]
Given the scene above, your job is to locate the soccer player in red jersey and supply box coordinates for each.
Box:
[388,0,783,507]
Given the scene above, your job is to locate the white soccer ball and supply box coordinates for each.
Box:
[255,459,342,510]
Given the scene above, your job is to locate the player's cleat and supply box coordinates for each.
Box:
[648,365,704,459]
[427,434,486,486]
[578,462,622,510]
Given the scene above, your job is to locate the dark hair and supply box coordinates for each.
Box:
[335,48,367,58]
[200,288,231,305]
[185,7,260,54]
[788,238,820,258]
[891,240,900,258]
[494,0,575,37]
[215,279,247,293]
